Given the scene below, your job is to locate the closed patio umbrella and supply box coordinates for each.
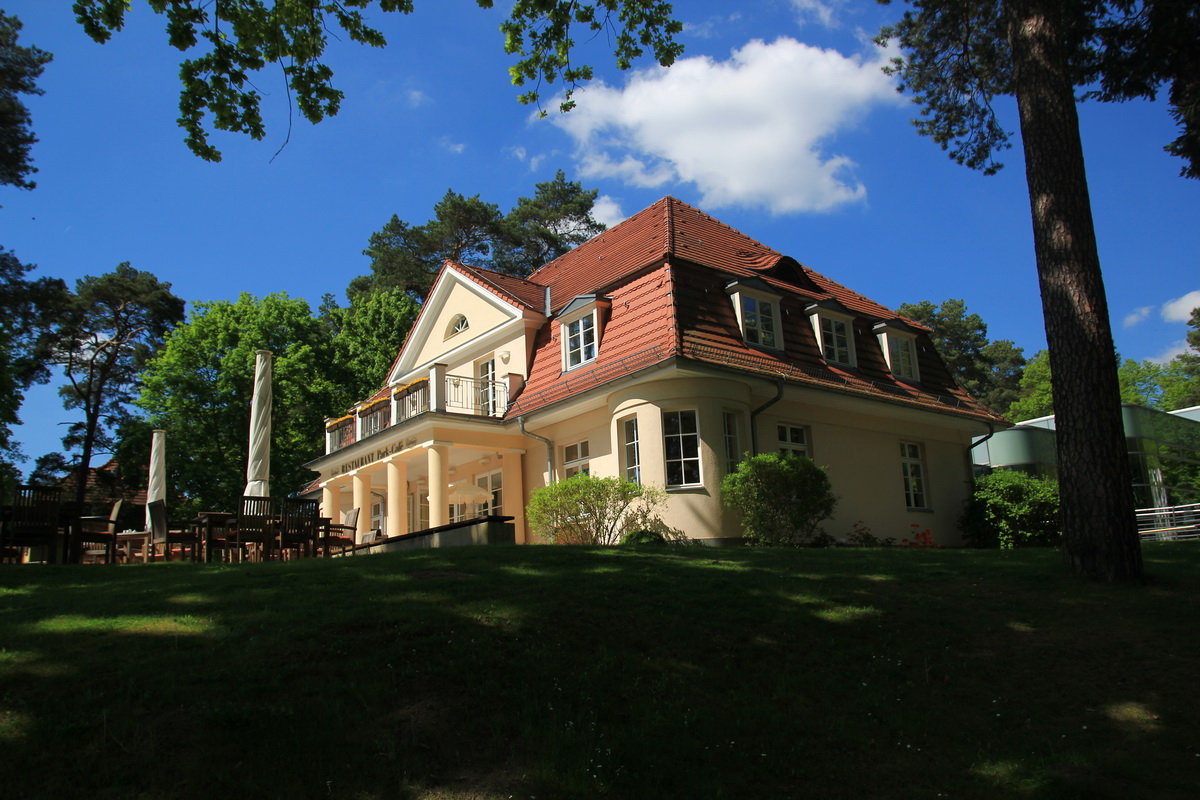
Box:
[144,429,166,530]
[244,349,272,497]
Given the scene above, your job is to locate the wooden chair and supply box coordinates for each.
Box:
[117,500,199,562]
[279,498,321,559]
[2,486,64,564]
[231,496,278,561]
[75,499,124,564]
[323,507,359,557]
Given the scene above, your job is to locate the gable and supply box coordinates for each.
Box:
[388,265,529,383]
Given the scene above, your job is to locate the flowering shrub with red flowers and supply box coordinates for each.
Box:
[901,524,940,548]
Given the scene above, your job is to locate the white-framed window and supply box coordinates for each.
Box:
[477,357,498,416]
[564,313,597,369]
[727,281,783,350]
[663,409,701,487]
[807,304,856,367]
[875,323,920,381]
[740,296,778,348]
[723,412,742,474]
[820,316,852,365]
[622,416,641,484]
[778,424,811,458]
[449,502,470,523]
[371,497,386,532]
[900,441,927,509]
[446,313,469,338]
[409,491,429,531]
[564,440,591,477]
[476,470,503,516]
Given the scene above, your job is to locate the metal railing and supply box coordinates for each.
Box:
[444,375,509,417]
[325,375,507,454]
[1137,502,1200,541]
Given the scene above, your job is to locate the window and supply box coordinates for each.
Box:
[723,412,742,474]
[476,470,503,516]
[477,357,497,416]
[564,441,590,477]
[448,502,470,523]
[622,417,641,484]
[564,314,597,369]
[807,302,856,367]
[820,316,852,364]
[446,314,469,338]
[409,492,429,531]
[741,296,778,348]
[778,424,810,458]
[371,498,386,532]
[900,441,927,509]
[889,337,918,379]
[726,279,783,350]
[875,322,920,381]
[663,410,701,486]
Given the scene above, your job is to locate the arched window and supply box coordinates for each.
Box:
[446,314,468,338]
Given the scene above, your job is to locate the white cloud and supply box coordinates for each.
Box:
[1124,305,1154,327]
[791,0,843,28]
[685,13,742,39]
[439,137,466,154]
[591,195,627,228]
[1161,290,1200,322]
[508,146,528,162]
[406,89,429,109]
[1149,339,1191,365]
[548,37,900,214]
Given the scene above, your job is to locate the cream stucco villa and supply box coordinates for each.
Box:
[307,197,1006,545]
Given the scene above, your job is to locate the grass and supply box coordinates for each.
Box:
[1,543,1198,799]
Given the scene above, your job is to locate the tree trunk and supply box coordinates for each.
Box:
[1005,0,1142,581]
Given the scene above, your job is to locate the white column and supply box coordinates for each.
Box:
[386,457,408,538]
[502,449,526,544]
[429,363,448,413]
[427,443,449,527]
[351,470,369,544]
[320,482,337,520]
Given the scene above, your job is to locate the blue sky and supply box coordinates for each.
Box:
[4,0,1198,473]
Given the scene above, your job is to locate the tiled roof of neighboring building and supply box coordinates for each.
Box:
[452,262,547,312]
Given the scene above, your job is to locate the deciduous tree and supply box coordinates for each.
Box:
[135,292,344,515]
[879,0,1199,581]
[73,0,683,161]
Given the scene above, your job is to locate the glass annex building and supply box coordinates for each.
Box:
[972,405,1200,509]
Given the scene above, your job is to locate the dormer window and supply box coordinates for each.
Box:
[558,294,611,371]
[806,300,857,367]
[874,321,920,381]
[726,278,783,350]
[446,314,469,338]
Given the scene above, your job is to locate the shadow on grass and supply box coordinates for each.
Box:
[1,543,1198,799]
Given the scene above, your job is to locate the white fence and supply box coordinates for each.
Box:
[1137,502,1200,541]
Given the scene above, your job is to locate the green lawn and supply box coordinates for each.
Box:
[1,544,1197,799]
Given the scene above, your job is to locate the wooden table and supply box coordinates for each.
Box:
[192,511,236,563]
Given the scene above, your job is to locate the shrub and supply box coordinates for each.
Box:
[958,469,1061,549]
[526,474,672,545]
[621,528,666,546]
[720,452,838,546]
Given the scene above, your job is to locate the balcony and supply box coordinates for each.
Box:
[325,374,509,454]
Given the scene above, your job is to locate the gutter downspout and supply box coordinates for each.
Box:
[519,415,555,484]
[749,378,785,456]
[968,422,999,485]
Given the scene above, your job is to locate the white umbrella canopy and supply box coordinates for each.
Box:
[448,481,491,503]
[244,349,272,498]
[144,428,166,530]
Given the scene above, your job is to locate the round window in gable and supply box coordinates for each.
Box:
[446,314,469,338]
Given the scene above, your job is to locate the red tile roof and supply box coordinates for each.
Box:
[508,197,1002,423]
[356,196,1001,425]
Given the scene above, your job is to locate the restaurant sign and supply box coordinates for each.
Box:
[335,437,418,477]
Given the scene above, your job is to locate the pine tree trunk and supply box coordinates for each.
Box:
[1005,0,1142,581]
